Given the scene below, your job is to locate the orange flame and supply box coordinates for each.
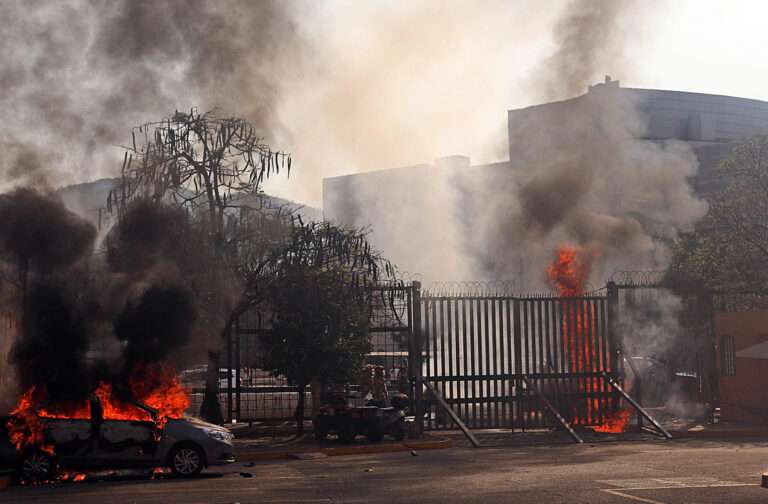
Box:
[547,245,629,433]
[7,363,190,454]
[592,409,631,433]
[546,245,591,297]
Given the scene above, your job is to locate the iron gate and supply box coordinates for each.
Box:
[417,287,622,430]
[210,282,417,423]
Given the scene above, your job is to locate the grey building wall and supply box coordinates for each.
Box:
[324,83,768,279]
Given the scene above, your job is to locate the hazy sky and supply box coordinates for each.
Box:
[2,0,767,208]
[267,0,768,206]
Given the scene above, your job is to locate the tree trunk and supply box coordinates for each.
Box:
[200,350,224,424]
[295,383,306,436]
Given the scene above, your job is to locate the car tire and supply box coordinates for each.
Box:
[19,450,55,483]
[168,444,204,478]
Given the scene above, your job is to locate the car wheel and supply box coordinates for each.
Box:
[19,450,55,483]
[169,444,204,478]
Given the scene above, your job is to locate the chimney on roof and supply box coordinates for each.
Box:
[587,76,620,94]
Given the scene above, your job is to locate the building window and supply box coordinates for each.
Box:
[721,335,736,376]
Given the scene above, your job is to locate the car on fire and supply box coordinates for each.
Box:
[8,395,235,482]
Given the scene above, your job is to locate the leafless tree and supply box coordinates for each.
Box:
[109,109,293,422]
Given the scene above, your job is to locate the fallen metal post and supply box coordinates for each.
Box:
[522,375,583,444]
[622,355,643,430]
[419,377,480,448]
[601,371,672,439]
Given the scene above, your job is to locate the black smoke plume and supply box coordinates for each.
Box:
[114,285,196,374]
[0,188,96,275]
[106,199,189,276]
[4,192,200,410]
[11,283,91,404]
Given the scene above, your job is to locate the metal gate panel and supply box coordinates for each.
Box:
[419,293,619,431]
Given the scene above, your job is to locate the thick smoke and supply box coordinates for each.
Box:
[326,0,704,289]
[476,84,708,285]
[2,193,201,411]
[106,200,189,278]
[540,0,630,101]
[0,188,96,275]
[0,0,303,189]
[0,1,571,205]
[114,285,196,376]
[12,283,92,404]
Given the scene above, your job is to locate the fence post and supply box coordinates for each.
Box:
[606,282,620,375]
[235,318,241,422]
[226,323,233,423]
[512,298,522,432]
[410,281,424,434]
[606,281,621,417]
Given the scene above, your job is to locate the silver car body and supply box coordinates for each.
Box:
[40,414,234,471]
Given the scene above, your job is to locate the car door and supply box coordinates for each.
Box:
[96,420,161,467]
[91,397,163,468]
[45,418,96,467]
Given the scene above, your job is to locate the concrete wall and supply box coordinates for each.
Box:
[715,310,768,423]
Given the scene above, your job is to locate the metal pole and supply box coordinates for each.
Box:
[235,319,241,422]
[601,371,672,439]
[606,282,621,418]
[522,375,583,444]
[411,281,424,435]
[420,377,480,448]
[226,324,233,423]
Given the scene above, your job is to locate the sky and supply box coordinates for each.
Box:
[2,0,768,208]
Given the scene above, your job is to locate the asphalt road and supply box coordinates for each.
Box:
[2,437,768,503]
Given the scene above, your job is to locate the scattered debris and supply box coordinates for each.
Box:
[410,450,418,456]
[239,472,253,478]
[364,467,374,472]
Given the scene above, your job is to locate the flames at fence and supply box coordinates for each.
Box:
[547,245,629,433]
[7,363,189,455]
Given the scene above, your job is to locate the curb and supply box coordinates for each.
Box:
[236,436,452,462]
[667,429,768,439]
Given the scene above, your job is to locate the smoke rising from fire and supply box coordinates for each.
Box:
[540,0,633,101]
[0,0,303,189]
[1,192,202,411]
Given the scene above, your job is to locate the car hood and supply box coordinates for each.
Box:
[168,416,232,434]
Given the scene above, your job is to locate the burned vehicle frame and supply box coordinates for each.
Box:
[12,395,235,482]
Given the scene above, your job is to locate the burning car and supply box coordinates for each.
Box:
[10,388,235,482]
[7,346,234,483]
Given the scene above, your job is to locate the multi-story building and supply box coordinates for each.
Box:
[323,80,768,283]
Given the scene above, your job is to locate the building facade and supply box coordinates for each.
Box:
[323,81,768,283]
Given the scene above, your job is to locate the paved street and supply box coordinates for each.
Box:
[2,438,768,503]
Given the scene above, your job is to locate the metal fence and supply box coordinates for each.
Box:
[418,291,621,430]
[193,276,723,430]
[190,282,417,423]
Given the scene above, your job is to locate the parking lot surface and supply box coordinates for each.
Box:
[2,438,767,503]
